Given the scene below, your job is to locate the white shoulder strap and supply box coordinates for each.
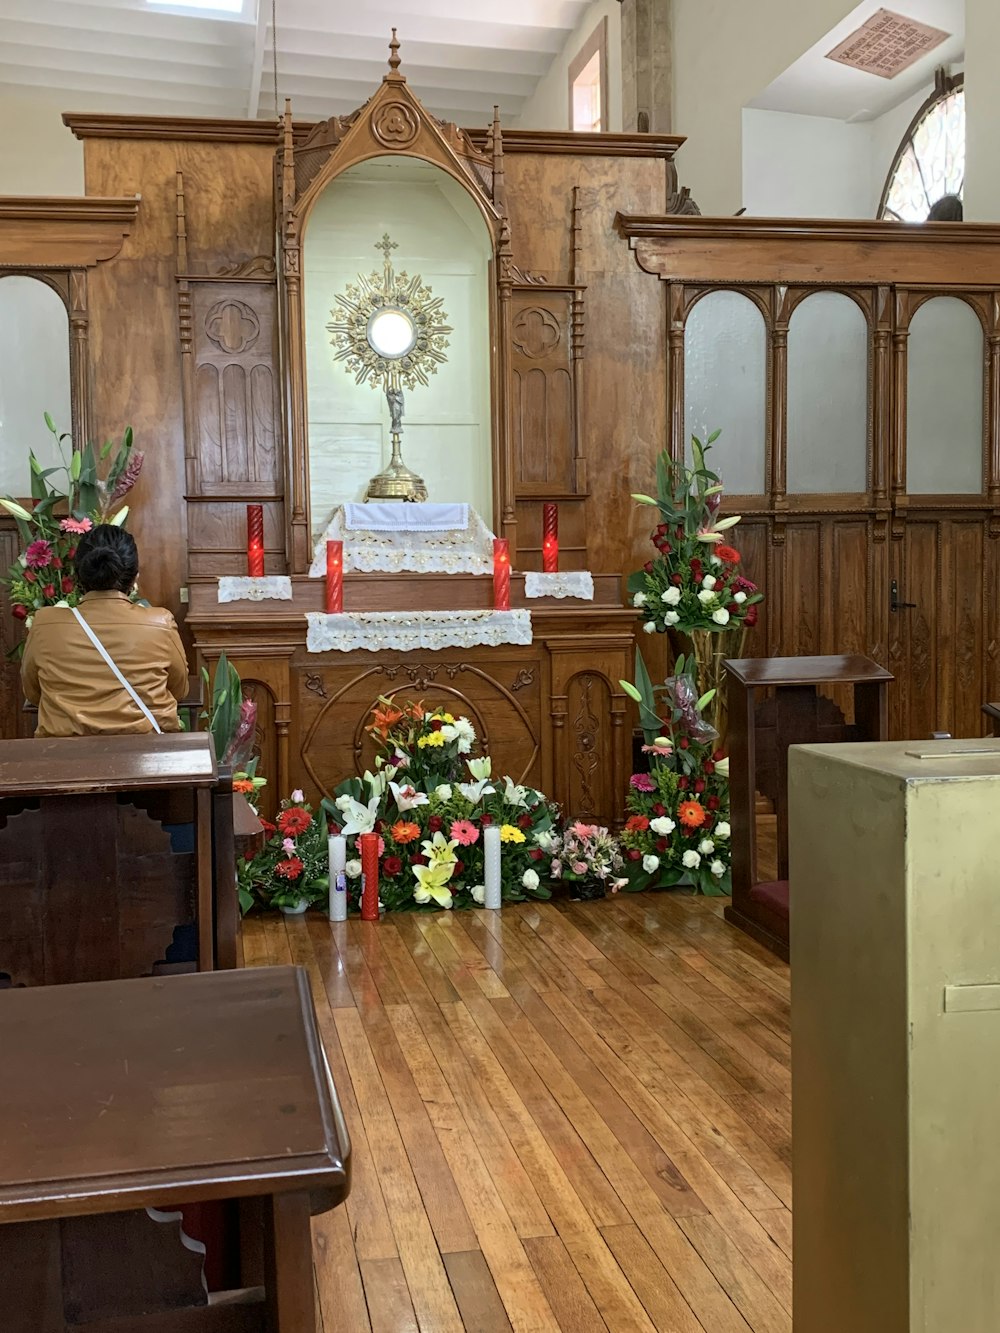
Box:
[70,606,162,735]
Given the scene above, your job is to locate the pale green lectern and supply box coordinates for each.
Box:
[789,739,1000,1333]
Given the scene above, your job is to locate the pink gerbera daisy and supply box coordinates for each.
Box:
[60,517,93,535]
[24,539,53,569]
[450,819,480,846]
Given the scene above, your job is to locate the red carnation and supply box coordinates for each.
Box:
[694,779,706,794]
[726,602,739,615]
[24,570,36,584]
[530,848,544,861]
[431,719,443,731]
[61,578,74,594]
[42,583,56,599]
[383,856,403,876]
[652,803,666,817]
[707,796,721,812]
[678,776,689,791]
[412,853,428,866]
[277,807,312,836]
[713,749,726,761]
[480,814,493,826]
[716,544,741,565]
[655,837,668,853]
[454,860,465,877]
[745,606,759,628]
[259,819,276,834]
[428,814,443,833]
[679,738,689,750]
[627,848,642,861]
[625,815,650,832]
[12,604,27,620]
[518,813,533,829]
[643,561,654,574]
[703,760,715,775]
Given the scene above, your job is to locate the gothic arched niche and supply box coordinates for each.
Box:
[0,274,72,496]
[303,156,494,541]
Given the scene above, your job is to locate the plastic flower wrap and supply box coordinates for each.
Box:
[223,698,258,770]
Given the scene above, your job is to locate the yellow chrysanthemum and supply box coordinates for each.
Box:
[417,731,447,748]
[500,824,526,844]
[432,711,456,724]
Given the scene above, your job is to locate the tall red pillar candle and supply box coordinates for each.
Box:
[542,502,558,573]
[493,538,510,611]
[325,540,343,614]
[359,832,380,921]
[246,504,264,578]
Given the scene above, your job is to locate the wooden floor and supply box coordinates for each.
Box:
[244,891,792,1332]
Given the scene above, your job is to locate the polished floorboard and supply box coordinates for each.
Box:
[246,886,791,1332]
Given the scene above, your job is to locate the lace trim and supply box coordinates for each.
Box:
[218,576,293,603]
[306,609,533,654]
[523,571,595,601]
[309,506,495,576]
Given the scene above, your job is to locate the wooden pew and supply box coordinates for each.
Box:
[0,733,240,982]
[0,965,350,1331]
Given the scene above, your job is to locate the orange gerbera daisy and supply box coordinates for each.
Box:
[391,819,421,844]
[232,778,255,794]
[678,800,707,830]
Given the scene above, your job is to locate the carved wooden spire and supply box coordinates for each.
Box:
[491,105,507,213]
[174,170,188,273]
[281,98,295,211]
[387,28,403,79]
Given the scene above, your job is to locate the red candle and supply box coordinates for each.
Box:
[246,504,264,578]
[325,540,343,614]
[359,832,380,921]
[542,503,558,573]
[493,538,510,611]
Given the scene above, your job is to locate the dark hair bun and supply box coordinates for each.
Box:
[74,525,139,594]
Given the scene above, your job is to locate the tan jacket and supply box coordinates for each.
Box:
[21,591,189,737]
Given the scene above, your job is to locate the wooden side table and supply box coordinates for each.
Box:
[723,655,892,960]
[0,966,350,1331]
[0,733,239,981]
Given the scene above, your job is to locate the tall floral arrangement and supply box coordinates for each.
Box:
[620,650,731,896]
[1,416,142,651]
[628,432,762,738]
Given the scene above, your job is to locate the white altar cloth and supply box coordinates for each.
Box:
[523,571,595,601]
[217,576,293,603]
[309,504,495,576]
[306,609,532,654]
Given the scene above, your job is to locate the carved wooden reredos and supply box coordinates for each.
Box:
[172,33,588,574]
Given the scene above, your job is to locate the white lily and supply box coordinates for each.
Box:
[421,831,459,865]
[413,861,455,908]
[364,768,388,797]
[467,756,492,780]
[458,779,494,804]
[338,795,381,837]
[715,756,730,778]
[389,780,428,812]
[501,776,529,808]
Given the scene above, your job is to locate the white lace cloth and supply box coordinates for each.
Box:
[306,609,532,654]
[218,576,293,603]
[343,501,468,532]
[524,571,595,601]
[309,505,495,576]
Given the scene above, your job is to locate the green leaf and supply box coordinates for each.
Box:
[706,429,722,444]
[123,425,133,449]
[696,689,717,711]
[99,440,114,460]
[631,493,659,506]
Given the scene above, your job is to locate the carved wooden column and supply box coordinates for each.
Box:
[570,185,587,493]
[770,286,790,508]
[174,172,199,496]
[68,269,92,449]
[491,110,518,560]
[280,102,309,572]
[891,291,911,513]
[872,285,892,511]
[988,293,1000,509]
[667,284,685,462]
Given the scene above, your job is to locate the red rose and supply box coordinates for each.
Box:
[454,860,465,876]
[745,606,759,628]
[42,583,56,598]
[61,578,74,594]
[382,856,403,876]
[627,848,642,861]
[655,837,668,853]
[678,776,689,791]
[412,853,428,866]
[726,602,739,615]
[428,815,443,833]
[671,573,683,586]
[652,803,666,817]
[530,848,544,861]
[480,814,493,826]
[12,604,27,620]
[24,570,36,583]
[679,738,689,750]
[707,796,721,811]
[694,779,706,793]
[713,749,726,761]
[50,556,62,570]
[643,561,654,574]
[518,813,533,829]
[703,761,715,775]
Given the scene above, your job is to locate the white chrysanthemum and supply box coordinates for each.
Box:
[682,850,701,869]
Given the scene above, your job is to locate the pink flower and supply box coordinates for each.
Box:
[25,539,53,569]
[642,742,673,758]
[570,821,598,840]
[571,860,588,875]
[630,773,656,793]
[282,837,296,854]
[60,517,92,534]
[450,820,480,846]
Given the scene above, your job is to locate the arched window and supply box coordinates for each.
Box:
[879,70,964,222]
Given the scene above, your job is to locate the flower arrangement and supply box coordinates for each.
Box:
[1,416,142,651]
[548,822,627,900]
[238,790,329,912]
[620,651,732,896]
[318,697,557,912]
[628,433,762,636]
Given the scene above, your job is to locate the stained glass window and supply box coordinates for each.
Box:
[879,74,964,222]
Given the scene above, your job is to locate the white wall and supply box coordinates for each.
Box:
[0,95,83,196]
[516,0,623,132]
[742,109,873,217]
[964,0,1000,219]
[303,157,494,539]
[0,276,73,495]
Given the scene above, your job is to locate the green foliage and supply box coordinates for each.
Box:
[202,652,241,763]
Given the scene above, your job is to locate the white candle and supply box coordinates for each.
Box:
[484,824,502,909]
[328,835,348,922]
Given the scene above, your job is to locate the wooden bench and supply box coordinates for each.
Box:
[0,966,350,1331]
[0,733,241,981]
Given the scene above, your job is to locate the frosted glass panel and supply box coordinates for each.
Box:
[907,297,983,495]
[0,276,72,495]
[684,291,766,494]
[787,293,868,493]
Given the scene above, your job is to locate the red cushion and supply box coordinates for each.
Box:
[749,879,789,921]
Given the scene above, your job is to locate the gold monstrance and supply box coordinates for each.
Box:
[328,234,452,501]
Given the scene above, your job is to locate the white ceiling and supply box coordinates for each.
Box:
[748,0,964,122]
[0,0,594,124]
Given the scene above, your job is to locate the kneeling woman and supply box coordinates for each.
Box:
[21,524,188,736]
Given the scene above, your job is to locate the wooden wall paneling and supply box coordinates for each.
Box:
[511,287,575,493]
[548,635,631,826]
[186,500,286,577]
[780,523,822,658]
[953,519,986,739]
